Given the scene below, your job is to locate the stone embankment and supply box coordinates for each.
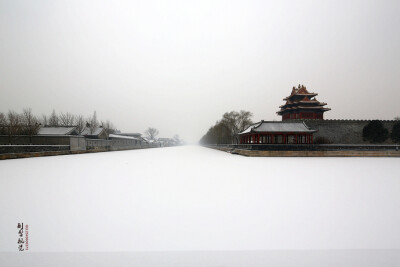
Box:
[209,144,400,157]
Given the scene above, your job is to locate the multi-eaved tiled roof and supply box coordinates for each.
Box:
[277,85,330,115]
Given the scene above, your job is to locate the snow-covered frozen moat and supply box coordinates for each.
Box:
[1,145,400,265]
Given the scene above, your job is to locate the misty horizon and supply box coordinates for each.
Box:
[1,0,400,142]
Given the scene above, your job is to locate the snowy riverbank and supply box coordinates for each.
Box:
[1,145,399,265]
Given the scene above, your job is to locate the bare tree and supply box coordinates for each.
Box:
[48,109,59,127]
[89,111,99,134]
[144,127,159,140]
[75,115,85,134]
[22,108,40,143]
[200,110,253,145]
[0,112,6,135]
[173,134,181,145]
[41,114,48,126]
[101,120,116,135]
[6,111,23,144]
[221,110,253,143]
[59,112,75,126]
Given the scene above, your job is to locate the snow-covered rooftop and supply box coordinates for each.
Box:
[239,121,316,134]
[158,138,172,141]
[109,134,140,140]
[141,137,159,143]
[116,133,142,137]
[38,127,77,135]
[81,127,104,136]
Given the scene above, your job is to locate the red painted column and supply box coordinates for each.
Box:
[271,135,274,144]
[311,135,313,144]
[295,134,298,144]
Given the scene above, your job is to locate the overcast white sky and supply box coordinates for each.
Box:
[1,0,399,142]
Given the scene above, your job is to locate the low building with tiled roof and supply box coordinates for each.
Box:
[239,120,316,144]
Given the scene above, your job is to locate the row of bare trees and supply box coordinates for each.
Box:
[0,108,118,144]
[200,110,253,145]
[0,109,42,143]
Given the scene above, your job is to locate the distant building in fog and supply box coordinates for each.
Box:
[158,138,175,147]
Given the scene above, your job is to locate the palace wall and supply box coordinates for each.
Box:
[0,135,87,151]
[283,120,397,144]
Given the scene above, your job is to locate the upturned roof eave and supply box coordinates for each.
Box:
[284,93,318,100]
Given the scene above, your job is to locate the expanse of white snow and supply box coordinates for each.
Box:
[1,145,400,266]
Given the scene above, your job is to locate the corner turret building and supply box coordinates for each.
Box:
[277,84,331,120]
